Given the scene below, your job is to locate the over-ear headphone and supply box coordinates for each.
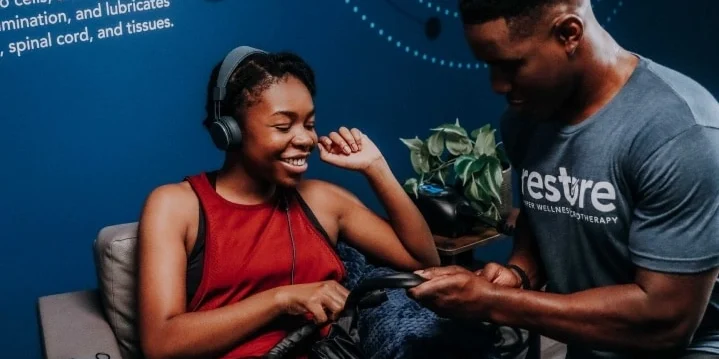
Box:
[210,45,267,151]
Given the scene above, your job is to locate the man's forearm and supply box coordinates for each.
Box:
[362,159,440,267]
[507,212,545,289]
[485,284,687,353]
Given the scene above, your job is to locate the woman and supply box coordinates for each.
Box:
[136,46,440,359]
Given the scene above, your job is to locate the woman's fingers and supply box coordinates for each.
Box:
[328,131,351,154]
[338,127,360,152]
[322,127,364,155]
[350,128,363,150]
[305,302,329,324]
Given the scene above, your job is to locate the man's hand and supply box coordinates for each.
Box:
[476,262,523,288]
[407,266,495,319]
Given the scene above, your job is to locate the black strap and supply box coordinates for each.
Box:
[185,171,217,304]
[265,273,426,359]
[507,264,531,290]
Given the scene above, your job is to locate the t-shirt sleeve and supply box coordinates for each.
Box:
[628,125,719,273]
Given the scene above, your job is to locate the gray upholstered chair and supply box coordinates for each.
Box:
[38,222,141,359]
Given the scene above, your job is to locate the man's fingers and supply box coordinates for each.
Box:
[479,263,521,287]
[408,274,458,299]
[479,262,503,282]
[415,265,467,279]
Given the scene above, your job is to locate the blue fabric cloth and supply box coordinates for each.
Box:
[336,241,503,359]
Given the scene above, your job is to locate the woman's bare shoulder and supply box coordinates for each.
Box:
[140,181,199,243]
[296,179,360,204]
[144,181,197,212]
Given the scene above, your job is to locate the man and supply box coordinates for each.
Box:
[408,0,719,358]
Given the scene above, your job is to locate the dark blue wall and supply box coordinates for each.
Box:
[0,0,716,357]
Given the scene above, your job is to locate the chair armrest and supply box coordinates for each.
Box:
[38,289,122,359]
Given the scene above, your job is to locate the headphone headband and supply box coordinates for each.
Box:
[209,45,267,151]
[213,45,267,102]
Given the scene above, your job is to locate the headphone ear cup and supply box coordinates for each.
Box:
[210,116,242,151]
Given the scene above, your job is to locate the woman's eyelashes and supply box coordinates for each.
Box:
[273,122,315,133]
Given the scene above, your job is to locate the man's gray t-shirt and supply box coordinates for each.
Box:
[501,55,719,358]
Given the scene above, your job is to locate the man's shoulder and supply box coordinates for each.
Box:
[619,56,719,161]
[631,56,718,127]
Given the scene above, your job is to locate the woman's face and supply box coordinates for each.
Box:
[238,75,317,187]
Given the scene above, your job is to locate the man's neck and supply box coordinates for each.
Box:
[560,27,639,125]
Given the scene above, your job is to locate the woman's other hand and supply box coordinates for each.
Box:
[318,127,385,173]
[274,280,350,324]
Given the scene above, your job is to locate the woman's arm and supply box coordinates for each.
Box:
[313,129,440,270]
[137,184,348,359]
[349,158,440,268]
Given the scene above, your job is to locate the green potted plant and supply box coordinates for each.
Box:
[400,119,512,224]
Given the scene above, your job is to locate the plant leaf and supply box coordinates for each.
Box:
[467,155,489,178]
[464,175,482,203]
[455,155,488,185]
[470,124,491,139]
[399,136,423,152]
[427,156,448,186]
[437,166,449,186]
[465,174,492,205]
[403,178,419,198]
[410,148,431,174]
[487,156,503,191]
[446,134,473,155]
[453,155,475,185]
[478,161,502,204]
[427,132,445,156]
[473,129,497,157]
[473,175,493,204]
[430,123,468,137]
[428,155,444,174]
[488,202,500,221]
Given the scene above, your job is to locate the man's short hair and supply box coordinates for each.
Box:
[459,0,567,37]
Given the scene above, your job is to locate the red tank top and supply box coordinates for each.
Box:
[185,173,346,358]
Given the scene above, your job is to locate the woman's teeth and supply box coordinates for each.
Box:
[282,158,306,166]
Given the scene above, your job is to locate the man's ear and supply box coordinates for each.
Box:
[552,14,584,56]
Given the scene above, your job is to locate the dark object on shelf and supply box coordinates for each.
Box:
[410,183,474,238]
[412,182,515,238]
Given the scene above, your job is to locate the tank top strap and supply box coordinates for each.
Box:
[185,172,222,211]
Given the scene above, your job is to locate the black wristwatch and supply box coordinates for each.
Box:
[507,264,531,290]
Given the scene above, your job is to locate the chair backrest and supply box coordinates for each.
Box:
[93,222,142,359]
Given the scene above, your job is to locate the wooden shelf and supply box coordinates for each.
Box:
[433,225,504,260]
